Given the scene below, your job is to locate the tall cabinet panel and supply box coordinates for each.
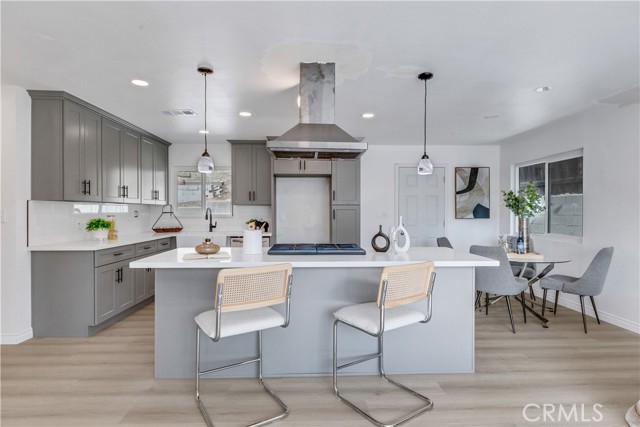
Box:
[63,101,102,202]
[102,119,141,204]
[330,160,361,244]
[141,136,168,205]
[331,205,361,244]
[230,141,272,205]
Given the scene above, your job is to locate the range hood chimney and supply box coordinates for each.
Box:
[266,62,367,160]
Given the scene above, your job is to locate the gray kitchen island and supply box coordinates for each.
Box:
[130,247,497,378]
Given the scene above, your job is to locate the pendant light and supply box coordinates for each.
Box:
[417,72,434,175]
[197,66,214,173]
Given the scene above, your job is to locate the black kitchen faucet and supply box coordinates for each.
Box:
[205,208,217,232]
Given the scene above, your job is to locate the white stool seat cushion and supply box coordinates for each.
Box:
[195,307,285,339]
[334,302,426,335]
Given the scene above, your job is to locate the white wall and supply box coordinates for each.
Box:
[500,102,640,333]
[1,86,33,344]
[360,145,501,250]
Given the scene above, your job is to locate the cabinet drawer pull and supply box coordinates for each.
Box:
[125,185,129,198]
[333,209,335,220]
[87,180,91,195]
[333,190,335,201]
[82,180,87,195]
[160,242,169,246]
[143,246,152,250]
[113,252,124,256]
[252,191,256,201]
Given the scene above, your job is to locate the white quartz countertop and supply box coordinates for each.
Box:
[129,247,498,269]
[28,230,273,252]
[28,232,176,251]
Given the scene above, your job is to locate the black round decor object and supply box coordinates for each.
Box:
[371,225,390,252]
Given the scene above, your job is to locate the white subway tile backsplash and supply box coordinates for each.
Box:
[28,200,163,246]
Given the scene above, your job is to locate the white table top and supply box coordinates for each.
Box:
[129,246,499,269]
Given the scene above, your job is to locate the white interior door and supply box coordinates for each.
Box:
[397,166,445,247]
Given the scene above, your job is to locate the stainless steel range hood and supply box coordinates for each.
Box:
[266,62,367,160]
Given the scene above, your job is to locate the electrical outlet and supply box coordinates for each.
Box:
[76,220,83,231]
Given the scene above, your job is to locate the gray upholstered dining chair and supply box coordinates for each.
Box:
[436,237,453,248]
[540,247,614,333]
[470,245,529,333]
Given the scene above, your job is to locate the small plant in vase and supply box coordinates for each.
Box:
[502,183,545,253]
[86,218,112,240]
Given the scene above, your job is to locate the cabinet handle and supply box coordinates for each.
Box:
[125,185,129,198]
[160,242,169,246]
[333,190,336,201]
[143,245,152,250]
[116,268,121,283]
[303,160,306,170]
[299,160,302,171]
[87,180,91,195]
[333,209,335,220]
[252,191,256,201]
[248,191,252,201]
[113,252,124,256]
[82,180,87,195]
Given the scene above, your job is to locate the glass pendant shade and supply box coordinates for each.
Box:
[198,150,214,173]
[418,154,433,175]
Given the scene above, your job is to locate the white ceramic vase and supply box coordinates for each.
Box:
[91,229,109,241]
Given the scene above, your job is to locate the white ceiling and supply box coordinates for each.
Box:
[2,1,638,147]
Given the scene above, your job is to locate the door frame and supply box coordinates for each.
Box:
[394,163,449,243]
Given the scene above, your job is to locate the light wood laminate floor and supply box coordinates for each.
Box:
[2,300,638,427]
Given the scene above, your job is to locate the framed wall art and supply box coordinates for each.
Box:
[455,167,490,219]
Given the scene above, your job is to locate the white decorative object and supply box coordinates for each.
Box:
[242,230,263,255]
[394,216,411,253]
[91,229,109,241]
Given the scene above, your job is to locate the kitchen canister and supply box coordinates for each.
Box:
[242,230,263,255]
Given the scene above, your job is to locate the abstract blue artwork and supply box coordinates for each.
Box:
[455,167,490,219]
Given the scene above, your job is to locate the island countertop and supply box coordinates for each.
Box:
[129,246,498,269]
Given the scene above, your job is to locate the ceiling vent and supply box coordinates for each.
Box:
[162,109,197,116]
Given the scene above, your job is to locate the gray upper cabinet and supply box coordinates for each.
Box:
[331,160,360,204]
[141,137,168,205]
[28,91,171,203]
[102,119,141,204]
[63,101,102,202]
[273,159,332,176]
[230,141,271,205]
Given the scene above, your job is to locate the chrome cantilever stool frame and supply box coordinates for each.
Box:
[195,263,293,427]
[333,262,437,427]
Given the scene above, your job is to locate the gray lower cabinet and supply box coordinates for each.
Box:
[331,205,360,244]
[95,259,135,324]
[31,237,174,337]
[141,137,168,205]
[230,141,272,205]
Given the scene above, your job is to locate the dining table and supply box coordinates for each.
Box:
[507,252,571,328]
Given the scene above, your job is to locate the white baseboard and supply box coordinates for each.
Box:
[1,328,33,344]
[532,289,640,334]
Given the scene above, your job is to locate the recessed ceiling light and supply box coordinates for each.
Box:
[239,111,252,117]
[484,114,500,119]
[198,130,210,134]
[131,79,149,87]
[362,113,375,119]
[535,86,552,92]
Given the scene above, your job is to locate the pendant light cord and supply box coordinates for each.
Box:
[203,71,208,153]
[423,77,427,156]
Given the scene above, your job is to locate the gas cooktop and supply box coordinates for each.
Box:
[268,243,366,255]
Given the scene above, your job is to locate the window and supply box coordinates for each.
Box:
[176,167,232,216]
[516,150,583,237]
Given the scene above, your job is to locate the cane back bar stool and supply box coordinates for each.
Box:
[333,262,437,427]
[195,263,293,427]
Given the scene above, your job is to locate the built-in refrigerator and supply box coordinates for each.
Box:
[275,177,331,243]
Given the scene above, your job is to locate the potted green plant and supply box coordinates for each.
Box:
[502,183,545,253]
[86,217,112,241]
